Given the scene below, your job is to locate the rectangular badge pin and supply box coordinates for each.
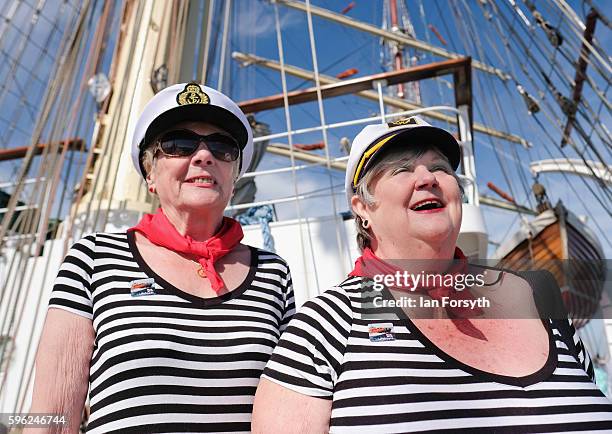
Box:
[130,278,156,297]
[368,323,395,342]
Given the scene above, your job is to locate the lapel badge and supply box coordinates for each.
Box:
[130,278,156,297]
[176,82,210,106]
[368,323,395,342]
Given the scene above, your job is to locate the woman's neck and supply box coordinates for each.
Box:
[162,207,224,241]
[371,239,456,275]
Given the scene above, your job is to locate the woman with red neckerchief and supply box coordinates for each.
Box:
[253,117,612,433]
[29,83,295,433]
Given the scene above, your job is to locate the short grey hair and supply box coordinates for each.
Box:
[352,144,464,251]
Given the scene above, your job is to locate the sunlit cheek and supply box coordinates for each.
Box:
[390,178,415,207]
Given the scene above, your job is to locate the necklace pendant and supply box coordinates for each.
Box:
[197,267,207,278]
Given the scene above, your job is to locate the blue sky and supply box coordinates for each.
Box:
[0,0,609,258]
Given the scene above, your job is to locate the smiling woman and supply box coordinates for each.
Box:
[252,116,612,434]
[27,83,295,433]
[352,143,464,252]
[144,121,240,226]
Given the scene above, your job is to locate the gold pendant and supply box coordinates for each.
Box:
[197,267,207,278]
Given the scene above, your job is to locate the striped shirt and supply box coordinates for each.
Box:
[263,276,612,433]
[49,231,295,433]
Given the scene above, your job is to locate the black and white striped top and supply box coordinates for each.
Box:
[49,231,295,434]
[263,276,612,433]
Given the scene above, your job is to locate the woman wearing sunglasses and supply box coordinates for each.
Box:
[29,83,295,433]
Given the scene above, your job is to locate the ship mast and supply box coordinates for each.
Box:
[382,0,420,103]
[68,0,215,239]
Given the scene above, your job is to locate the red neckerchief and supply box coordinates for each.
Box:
[129,208,244,294]
[349,246,486,340]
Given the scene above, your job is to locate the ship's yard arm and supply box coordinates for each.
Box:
[276,0,510,80]
[232,52,527,146]
[25,310,94,434]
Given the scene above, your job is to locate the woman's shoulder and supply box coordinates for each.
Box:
[298,276,364,308]
[64,232,132,261]
[307,276,363,303]
[247,245,291,271]
[71,231,131,248]
[249,245,285,261]
[294,278,361,326]
[70,231,130,244]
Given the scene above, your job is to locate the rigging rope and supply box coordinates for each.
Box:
[450,1,534,219]
[490,0,611,203]
[273,1,312,296]
[0,0,96,407]
[551,0,611,74]
[0,0,67,182]
[462,1,537,211]
[100,0,171,232]
[304,0,349,277]
[416,0,448,117]
[471,0,612,247]
[508,1,610,112]
[236,205,276,252]
[14,0,102,410]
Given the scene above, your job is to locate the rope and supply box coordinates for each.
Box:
[487,1,612,205]
[417,0,446,109]
[0,0,66,181]
[14,1,101,411]
[467,1,612,249]
[0,0,95,407]
[101,0,170,231]
[236,205,276,252]
[89,0,150,235]
[454,1,536,211]
[499,1,609,115]
[551,0,611,74]
[273,1,311,296]
[304,0,349,277]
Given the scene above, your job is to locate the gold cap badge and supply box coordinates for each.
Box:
[176,83,210,106]
[387,117,423,128]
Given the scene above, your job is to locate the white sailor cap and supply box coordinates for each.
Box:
[131,82,254,179]
[345,116,461,204]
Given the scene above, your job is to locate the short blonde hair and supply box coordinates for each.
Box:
[352,145,464,251]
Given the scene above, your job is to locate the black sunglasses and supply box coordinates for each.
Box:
[155,129,240,163]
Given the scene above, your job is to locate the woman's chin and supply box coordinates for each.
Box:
[180,190,228,210]
[416,228,453,244]
[405,219,456,244]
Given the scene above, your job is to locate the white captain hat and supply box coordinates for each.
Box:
[131,82,253,179]
[345,116,461,204]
